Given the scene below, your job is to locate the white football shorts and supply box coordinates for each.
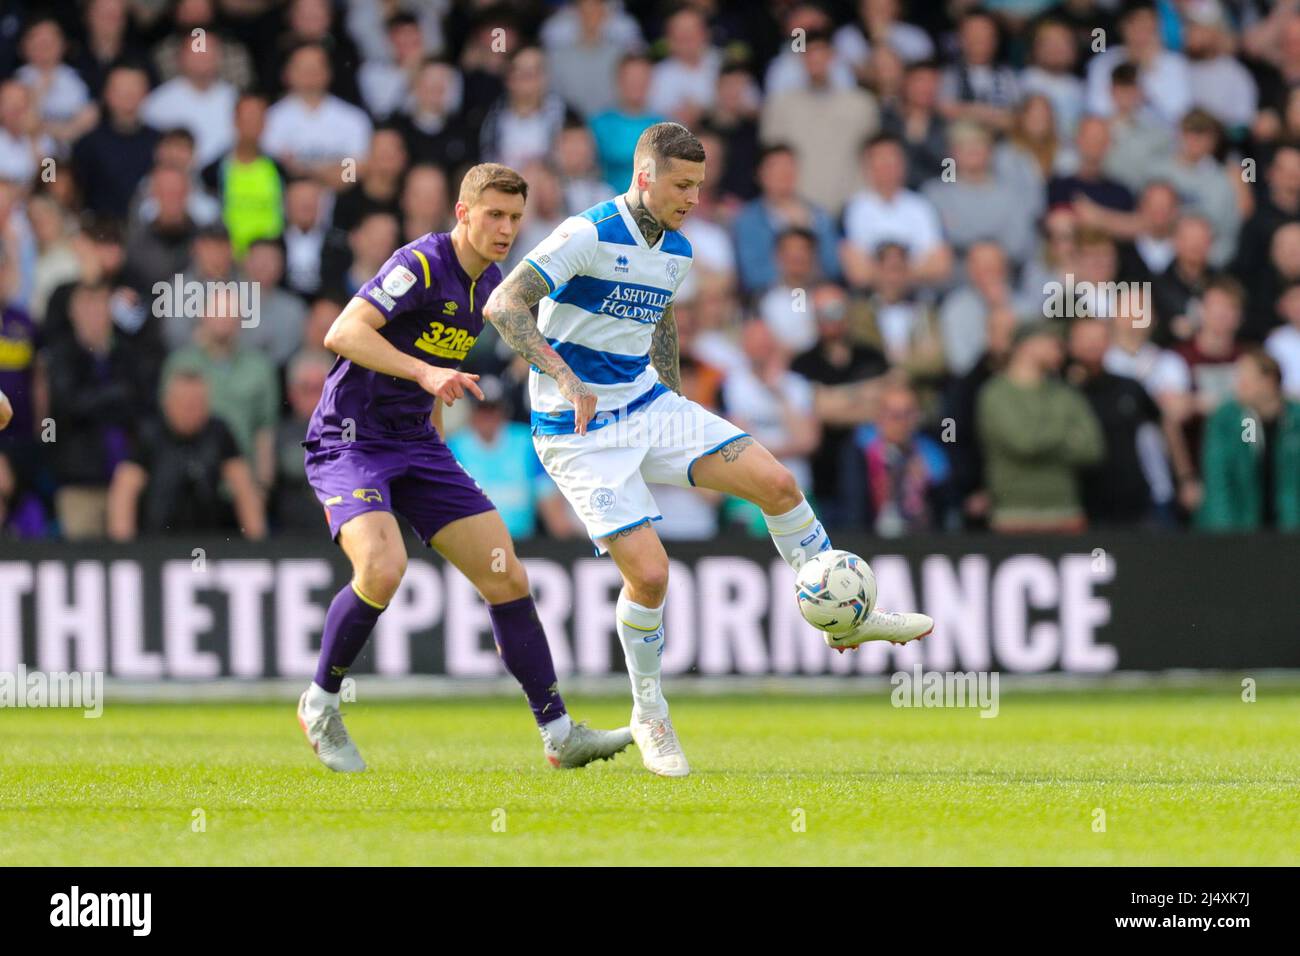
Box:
[533,389,749,553]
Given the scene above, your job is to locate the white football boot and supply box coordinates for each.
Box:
[630,711,690,777]
[825,609,934,653]
[297,692,367,772]
[543,721,634,769]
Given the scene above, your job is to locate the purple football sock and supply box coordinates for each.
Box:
[314,582,385,692]
[489,595,566,726]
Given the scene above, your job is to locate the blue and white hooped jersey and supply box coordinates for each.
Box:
[522,195,693,435]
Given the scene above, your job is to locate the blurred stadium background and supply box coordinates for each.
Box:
[0,0,1297,688]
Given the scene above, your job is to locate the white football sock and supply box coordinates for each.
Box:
[616,591,667,719]
[540,713,573,748]
[304,681,340,718]
[763,496,831,570]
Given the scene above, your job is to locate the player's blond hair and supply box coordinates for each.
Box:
[457,163,528,207]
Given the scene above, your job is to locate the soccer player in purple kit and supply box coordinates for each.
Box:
[297,163,633,772]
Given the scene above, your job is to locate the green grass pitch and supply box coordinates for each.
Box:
[2,685,1297,866]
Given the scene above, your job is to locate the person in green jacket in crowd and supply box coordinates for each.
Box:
[977,320,1105,532]
[1198,349,1300,531]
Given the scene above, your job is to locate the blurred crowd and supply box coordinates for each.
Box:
[1,0,1299,544]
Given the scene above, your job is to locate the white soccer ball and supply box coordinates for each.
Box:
[794,549,876,635]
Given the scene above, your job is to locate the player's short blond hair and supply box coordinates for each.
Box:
[457,163,528,207]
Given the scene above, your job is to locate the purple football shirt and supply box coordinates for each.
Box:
[305,232,502,445]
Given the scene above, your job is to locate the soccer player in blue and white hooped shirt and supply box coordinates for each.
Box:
[484,123,933,777]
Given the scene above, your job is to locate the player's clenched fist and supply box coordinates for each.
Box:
[418,366,484,406]
[0,389,12,431]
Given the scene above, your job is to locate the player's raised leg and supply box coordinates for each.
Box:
[299,510,407,772]
[603,521,689,777]
[431,509,633,768]
[689,436,933,648]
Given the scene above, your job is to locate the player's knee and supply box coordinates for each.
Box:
[354,549,407,604]
[627,559,669,605]
[761,465,803,514]
[478,557,530,604]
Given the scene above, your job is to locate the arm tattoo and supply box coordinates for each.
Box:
[626,190,664,246]
[650,302,681,393]
[484,263,589,398]
[721,436,754,463]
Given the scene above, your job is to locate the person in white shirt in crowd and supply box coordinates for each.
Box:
[1085,1,1192,127]
[1018,17,1084,141]
[262,42,373,188]
[764,3,856,97]
[479,46,574,173]
[281,176,328,297]
[1264,281,1300,399]
[0,80,53,185]
[1183,5,1258,135]
[842,131,952,292]
[759,227,823,353]
[358,12,428,121]
[15,18,97,149]
[141,33,237,167]
[541,0,645,118]
[130,128,221,229]
[555,119,613,216]
[647,5,721,123]
[501,160,565,276]
[834,0,935,80]
[722,319,820,494]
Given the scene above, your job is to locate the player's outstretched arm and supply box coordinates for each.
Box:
[650,302,681,393]
[324,297,483,405]
[484,263,598,434]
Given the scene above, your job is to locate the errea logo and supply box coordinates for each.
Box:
[614,255,630,273]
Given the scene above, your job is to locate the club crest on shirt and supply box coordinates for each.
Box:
[590,487,617,516]
[382,266,418,297]
[665,259,679,283]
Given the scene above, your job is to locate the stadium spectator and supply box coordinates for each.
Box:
[588,53,664,193]
[1019,17,1084,140]
[1116,181,1180,284]
[702,63,761,204]
[324,209,399,300]
[759,28,878,217]
[1151,214,1216,344]
[938,10,1019,132]
[479,47,575,173]
[732,144,839,295]
[275,0,364,108]
[132,128,221,230]
[357,13,427,121]
[240,237,307,369]
[0,79,52,186]
[1265,281,1300,399]
[140,33,237,168]
[879,58,946,191]
[72,0,152,99]
[1048,115,1134,217]
[923,120,1035,268]
[540,0,643,119]
[161,291,280,490]
[398,163,452,243]
[16,18,96,148]
[1159,276,1247,516]
[44,281,148,539]
[792,283,888,527]
[841,132,951,290]
[855,377,951,537]
[106,367,265,540]
[1084,2,1191,127]
[833,0,935,77]
[555,119,612,215]
[977,320,1104,533]
[281,176,328,297]
[331,126,407,233]
[1199,350,1300,531]
[858,242,945,413]
[1101,62,1174,197]
[1183,7,1257,135]
[996,94,1056,215]
[1067,317,1168,526]
[764,4,856,98]
[722,319,820,494]
[1246,222,1300,344]
[1231,142,1300,295]
[152,0,254,91]
[939,240,1028,377]
[125,164,198,296]
[647,5,719,123]
[262,43,372,187]
[71,64,159,220]
[757,227,822,353]
[201,93,286,259]
[392,59,476,174]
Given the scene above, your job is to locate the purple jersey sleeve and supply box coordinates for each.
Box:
[357,248,435,319]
